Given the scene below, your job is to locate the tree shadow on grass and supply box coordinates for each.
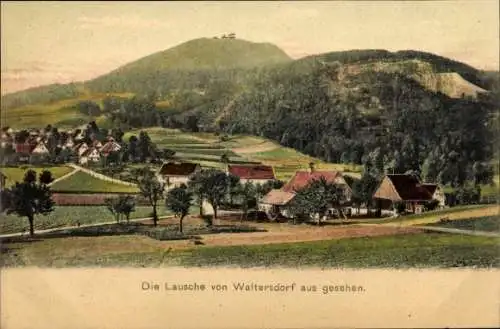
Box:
[0,223,268,244]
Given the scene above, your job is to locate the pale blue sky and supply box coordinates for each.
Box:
[1,1,498,94]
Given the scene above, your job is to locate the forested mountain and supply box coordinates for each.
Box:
[2,38,498,188]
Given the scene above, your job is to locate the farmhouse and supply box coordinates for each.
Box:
[372,174,443,214]
[282,170,353,200]
[258,189,296,218]
[157,162,201,190]
[259,170,353,219]
[227,164,276,185]
[421,183,446,209]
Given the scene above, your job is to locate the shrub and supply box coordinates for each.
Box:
[424,199,440,211]
[201,214,213,226]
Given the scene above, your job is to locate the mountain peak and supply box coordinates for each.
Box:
[110,37,292,74]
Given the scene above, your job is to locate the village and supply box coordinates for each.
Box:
[0,121,451,227]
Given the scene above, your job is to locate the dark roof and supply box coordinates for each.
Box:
[421,183,438,195]
[228,165,275,180]
[386,174,433,201]
[159,162,199,176]
[282,171,341,193]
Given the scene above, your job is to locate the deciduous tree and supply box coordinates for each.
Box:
[1,170,55,236]
[165,184,193,233]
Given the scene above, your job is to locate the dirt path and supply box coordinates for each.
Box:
[417,226,500,237]
[155,224,423,250]
[378,206,499,227]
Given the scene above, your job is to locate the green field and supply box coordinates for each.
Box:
[123,127,258,166]
[49,171,139,193]
[426,216,500,233]
[3,93,134,128]
[0,166,74,187]
[242,145,362,181]
[1,232,498,268]
[369,205,494,225]
[0,206,174,234]
[173,233,499,268]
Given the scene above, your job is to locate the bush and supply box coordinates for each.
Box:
[141,228,193,241]
[394,201,406,214]
[201,214,213,226]
[424,199,440,211]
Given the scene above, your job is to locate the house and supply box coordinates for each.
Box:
[14,142,33,161]
[73,142,89,157]
[64,137,75,149]
[421,183,446,209]
[79,147,101,165]
[227,164,276,185]
[100,139,121,156]
[0,132,12,148]
[31,141,49,155]
[258,169,353,219]
[91,140,103,149]
[258,189,296,218]
[157,162,201,190]
[372,174,443,214]
[282,170,353,200]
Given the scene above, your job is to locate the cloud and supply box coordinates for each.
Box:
[0,60,114,95]
[77,15,171,30]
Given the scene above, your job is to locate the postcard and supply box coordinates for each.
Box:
[1,1,499,328]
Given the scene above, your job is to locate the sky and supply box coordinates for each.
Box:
[1,0,499,95]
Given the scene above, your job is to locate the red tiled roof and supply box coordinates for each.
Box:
[159,162,200,176]
[260,189,296,205]
[228,165,275,180]
[15,143,33,154]
[386,174,433,201]
[282,171,340,192]
[101,141,121,154]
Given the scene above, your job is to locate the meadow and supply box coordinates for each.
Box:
[0,166,74,187]
[49,171,139,193]
[3,93,134,128]
[0,205,173,234]
[426,215,500,233]
[122,127,363,181]
[1,232,498,268]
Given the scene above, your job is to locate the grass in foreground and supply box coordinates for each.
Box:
[0,206,174,234]
[425,216,500,233]
[173,233,499,268]
[1,232,498,268]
